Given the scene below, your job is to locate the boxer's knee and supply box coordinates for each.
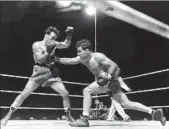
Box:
[83,87,91,96]
[121,102,127,108]
[121,100,132,109]
[60,90,69,98]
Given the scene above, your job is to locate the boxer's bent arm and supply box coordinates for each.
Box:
[106,61,118,75]
[59,56,80,65]
[56,39,71,49]
[96,53,118,75]
[32,43,49,64]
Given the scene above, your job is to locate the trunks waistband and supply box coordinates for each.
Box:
[34,63,49,68]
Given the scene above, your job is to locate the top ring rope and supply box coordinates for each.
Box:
[0,68,169,86]
[0,74,89,86]
[125,86,169,94]
[123,68,169,80]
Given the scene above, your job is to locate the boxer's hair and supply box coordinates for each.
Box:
[45,26,60,37]
[76,39,92,50]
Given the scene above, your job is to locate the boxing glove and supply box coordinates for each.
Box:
[65,26,74,40]
[97,70,112,86]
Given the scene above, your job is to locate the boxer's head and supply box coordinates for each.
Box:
[76,39,92,62]
[44,26,60,44]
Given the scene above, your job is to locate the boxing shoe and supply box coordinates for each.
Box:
[69,117,89,127]
[66,114,75,122]
[152,109,166,126]
[123,116,131,122]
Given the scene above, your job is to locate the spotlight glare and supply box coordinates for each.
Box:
[85,5,96,16]
[82,1,87,4]
[58,1,72,7]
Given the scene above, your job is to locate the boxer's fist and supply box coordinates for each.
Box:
[97,71,111,86]
[65,26,74,34]
[97,77,109,86]
[99,70,112,80]
[65,26,74,40]
[54,57,60,63]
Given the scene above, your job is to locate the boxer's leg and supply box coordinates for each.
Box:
[69,81,109,127]
[113,91,166,126]
[50,77,74,122]
[2,80,39,126]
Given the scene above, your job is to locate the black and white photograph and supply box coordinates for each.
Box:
[0,1,169,129]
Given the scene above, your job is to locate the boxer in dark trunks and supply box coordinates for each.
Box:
[2,26,74,126]
[55,39,166,127]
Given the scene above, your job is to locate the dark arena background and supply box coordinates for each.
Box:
[0,1,169,129]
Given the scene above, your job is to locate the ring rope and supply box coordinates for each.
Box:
[0,90,83,98]
[123,68,169,80]
[0,74,89,86]
[93,86,169,98]
[1,105,169,110]
[126,86,169,94]
[0,89,99,98]
[1,68,169,99]
[1,85,169,98]
[0,106,83,110]
[1,68,169,86]
[0,106,101,111]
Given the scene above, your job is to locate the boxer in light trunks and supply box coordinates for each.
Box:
[107,90,131,121]
[1,26,74,126]
[55,39,166,127]
[107,76,131,121]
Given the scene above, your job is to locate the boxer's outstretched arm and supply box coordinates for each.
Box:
[59,56,80,65]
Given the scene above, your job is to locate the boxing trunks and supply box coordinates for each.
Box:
[29,63,60,87]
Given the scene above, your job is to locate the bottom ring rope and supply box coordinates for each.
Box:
[1,105,169,110]
[0,106,83,110]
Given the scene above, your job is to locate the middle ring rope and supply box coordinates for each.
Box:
[1,85,169,98]
[93,86,169,98]
[0,68,169,99]
[0,90,83,98]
